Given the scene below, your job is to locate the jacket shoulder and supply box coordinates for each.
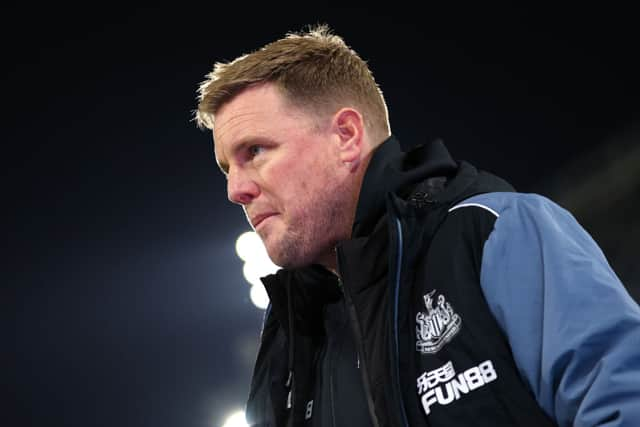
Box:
[449,192,564,219]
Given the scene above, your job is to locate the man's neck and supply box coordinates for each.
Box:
[317,250,339,277]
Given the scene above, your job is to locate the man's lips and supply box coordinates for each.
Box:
[251,213,277,228]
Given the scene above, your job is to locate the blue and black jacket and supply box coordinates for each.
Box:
[245,136,640,426]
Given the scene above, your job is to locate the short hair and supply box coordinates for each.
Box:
[195,24,390,139]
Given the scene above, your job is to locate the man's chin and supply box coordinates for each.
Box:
[267,247,331,271]
[263,244,287,269]
[265,245,306,270]
[266,253,296,270]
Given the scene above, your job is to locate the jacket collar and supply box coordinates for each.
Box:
[352,135,458,237]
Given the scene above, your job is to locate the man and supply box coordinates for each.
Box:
[195,25,640,426]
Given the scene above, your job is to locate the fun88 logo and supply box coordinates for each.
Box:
[416,360,498,415]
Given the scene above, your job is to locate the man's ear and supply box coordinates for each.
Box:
[331,108,365,171]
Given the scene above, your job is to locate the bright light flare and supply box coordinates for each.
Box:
[235,231,279,309]
[221,410,248,427]
[235,231,266,262]
[250,284,269,310]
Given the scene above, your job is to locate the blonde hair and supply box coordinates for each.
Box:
[195,24,390,140]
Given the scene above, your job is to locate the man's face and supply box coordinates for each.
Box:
[213,83,354,269]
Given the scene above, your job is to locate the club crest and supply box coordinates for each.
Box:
[416,290,462,354]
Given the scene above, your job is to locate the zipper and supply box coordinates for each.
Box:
[329,331,338,427]
[336,212,411,427]
[337,254,381,427]
[391,217,410,427]
[286,282,296,414]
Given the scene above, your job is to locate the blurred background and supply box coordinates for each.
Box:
[4,5,638,427]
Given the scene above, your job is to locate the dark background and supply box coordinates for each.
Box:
[4,5,639,427]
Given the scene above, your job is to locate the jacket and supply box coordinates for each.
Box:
[245,135,640,426]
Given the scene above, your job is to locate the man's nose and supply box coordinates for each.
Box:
[227,168,260,205]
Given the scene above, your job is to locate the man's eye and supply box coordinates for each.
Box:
[249,145,264,157]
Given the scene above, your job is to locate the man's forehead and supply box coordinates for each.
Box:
[213,94,281,145]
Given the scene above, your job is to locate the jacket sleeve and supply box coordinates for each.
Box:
[475,193,640,427]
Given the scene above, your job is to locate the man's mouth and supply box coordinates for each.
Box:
[251,212,277,229]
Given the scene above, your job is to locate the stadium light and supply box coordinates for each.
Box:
[221,410,248,427]
[235,231,279,309]
[250,284,269,310]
